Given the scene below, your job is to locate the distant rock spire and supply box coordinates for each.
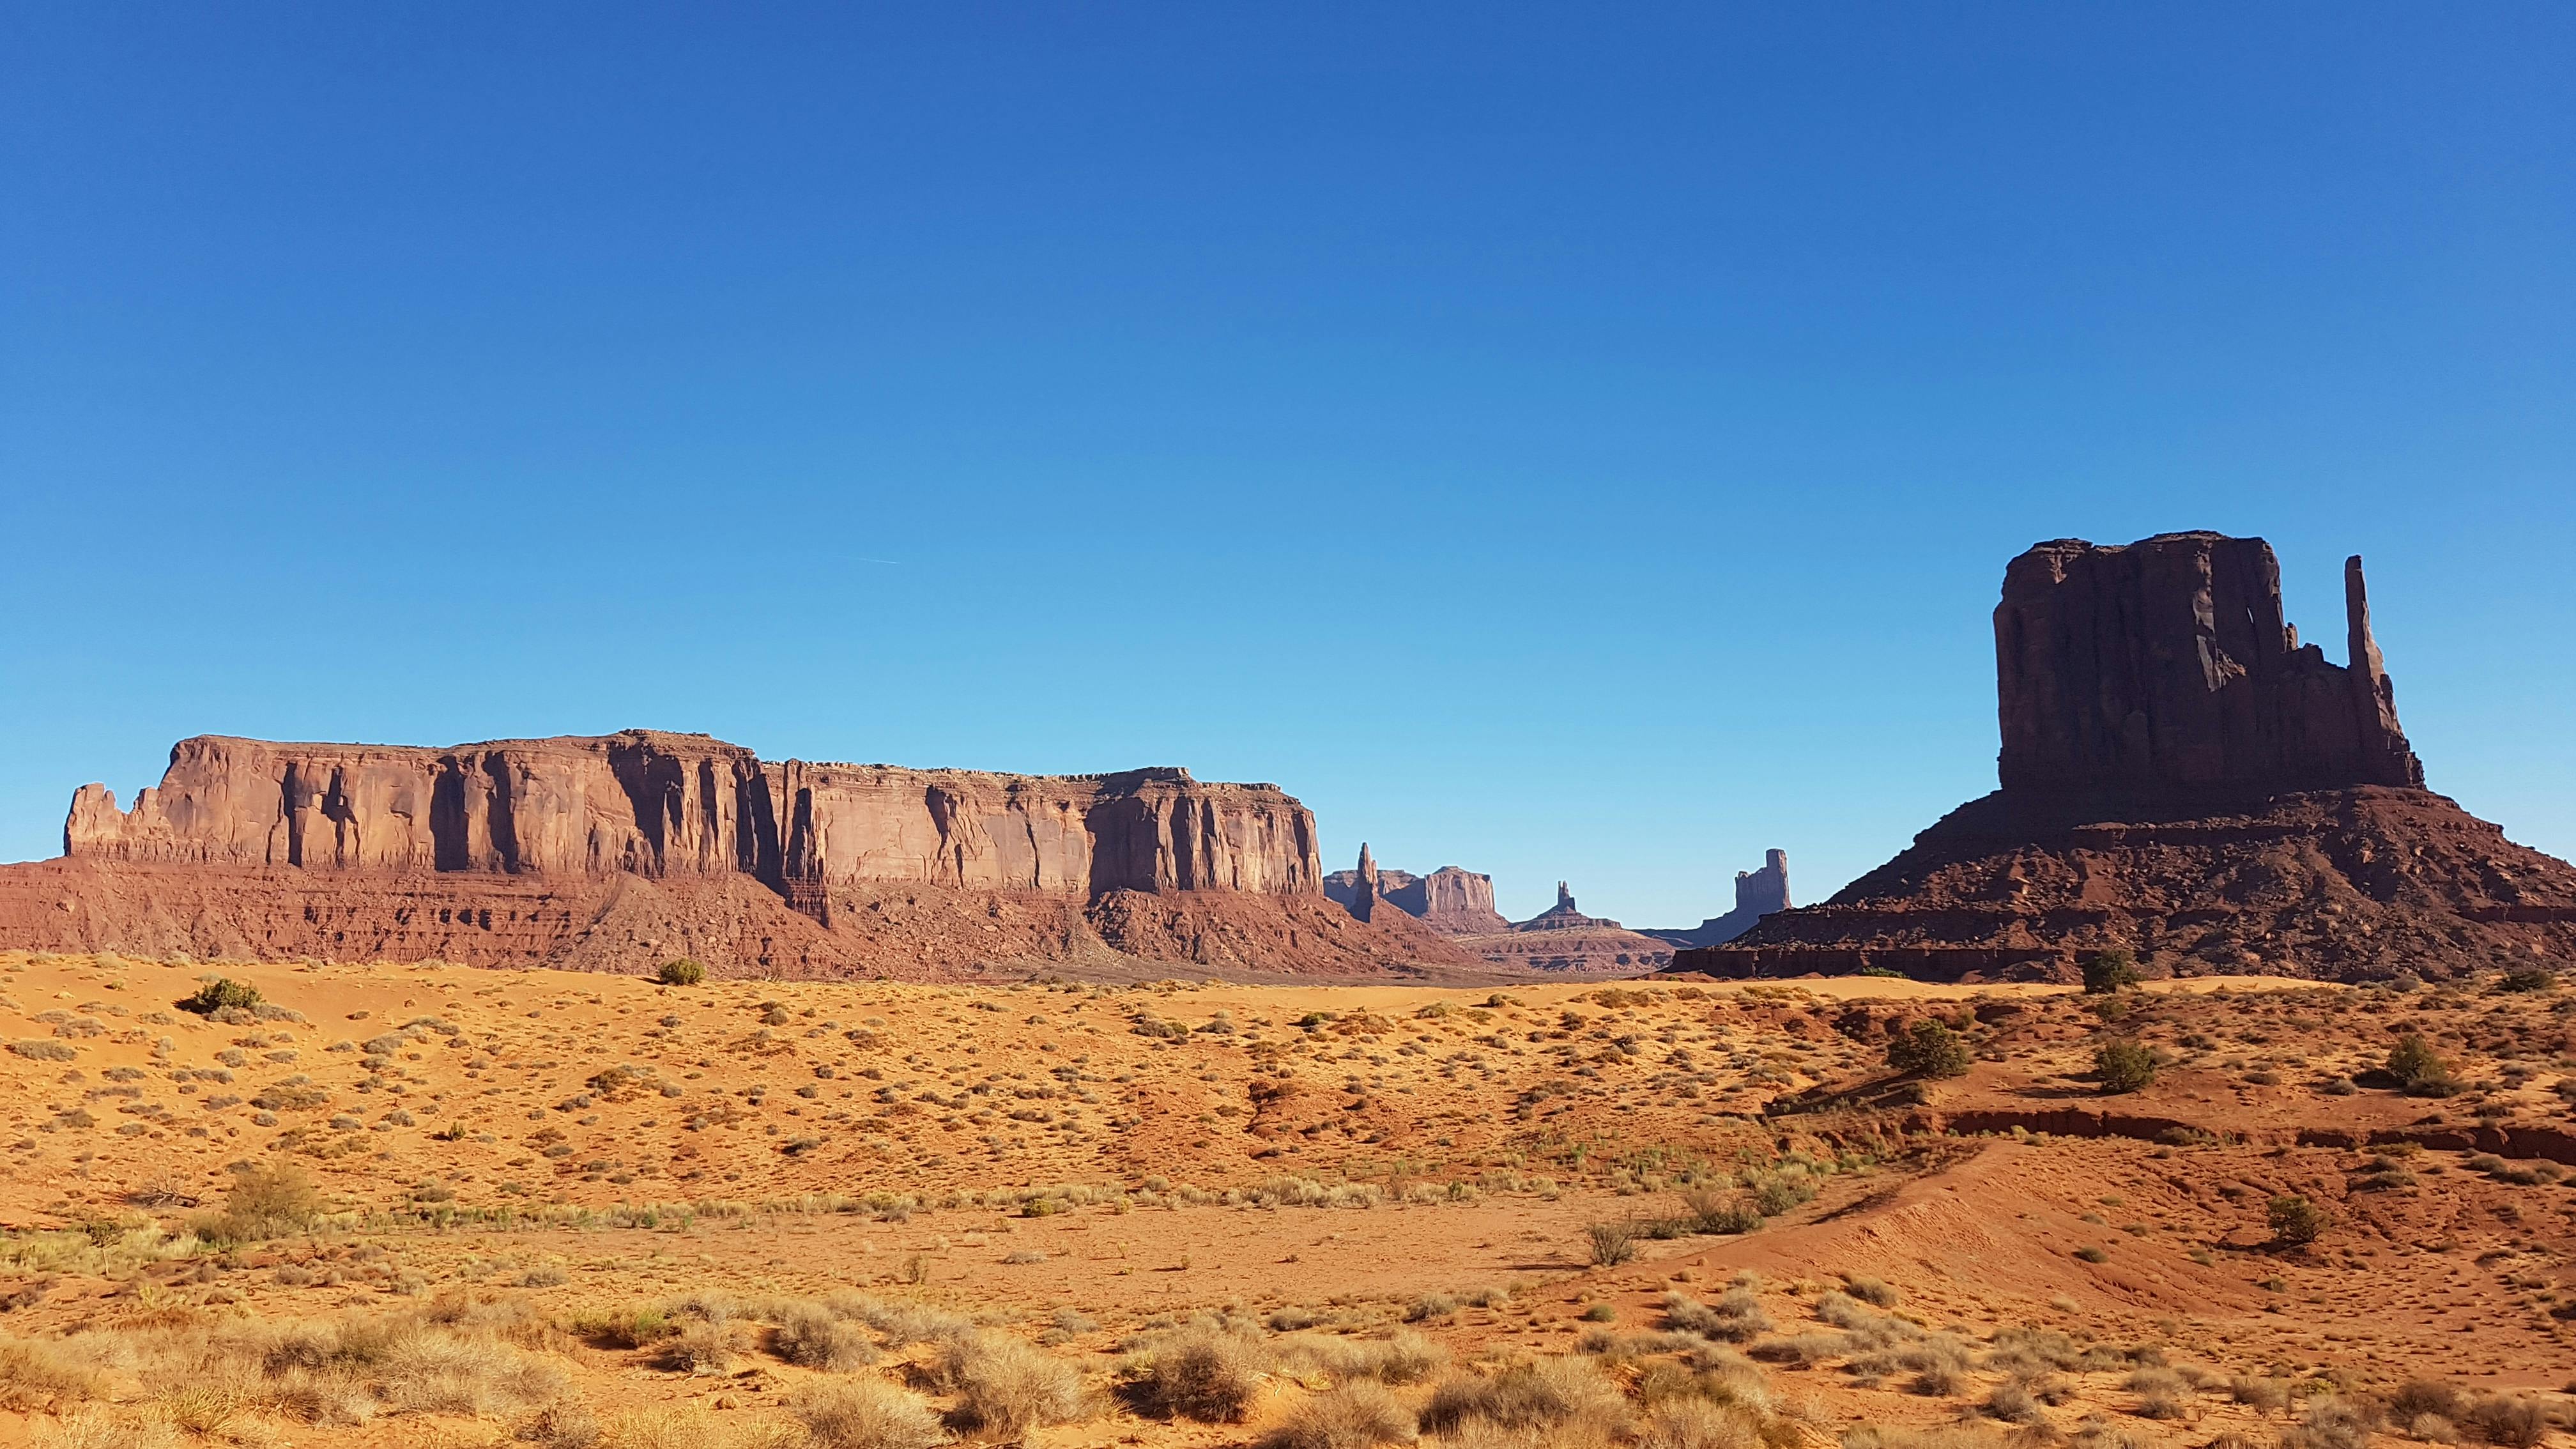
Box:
[1350,843,1379,922]
[1556,880,1574,910]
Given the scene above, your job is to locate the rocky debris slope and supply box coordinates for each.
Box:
[1675,533,2576,983]
[6,732,1480,979]
[1646,848,1791,947]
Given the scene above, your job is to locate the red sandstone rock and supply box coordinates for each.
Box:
[1646,849,1791,948]
[1675,533,2576,983]
[1324,852,1507,935]
[11,731,1477,979]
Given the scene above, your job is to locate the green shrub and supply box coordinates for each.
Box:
[194,1163,322,1241]
[2094,1041,2156,1094]
[1584,1220,1637,1266]
[178,978,261,1015]
[2082,950,2141,994]
[656,959,705,986]
[2386,1033,2460,1095]
[1885,1020,1972,1078]
[2496,967,2554,993]
[2267,1195,2328,1247]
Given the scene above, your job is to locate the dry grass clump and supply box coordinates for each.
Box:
[30,1408,181,1449]
[601,1406,797,1449]
[192,1165,324,1244]
[655,1319,749,1375]
[1122,1326,1268,1422]
[1839,1276,1899,1308]
[1276,1331,1446,1386]
[1261,1381,1416,1449]
[1841,1425,2004,1449]
[790,1378,948,1449]
[520,1402,603,1449]
[774,1306,879,1372]
[2122,1368,2191,1420]
[2227,1376,2292,1416]
[1639,1397,1769,1449]
[1662,1287,1773,1343]
[0,1337,105,1411]
[1418,1357,1631,1448]
[930,1332,1085,1440]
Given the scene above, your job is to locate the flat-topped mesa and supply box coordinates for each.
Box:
[1323,855,1508,935]
[1995,533,2425,801]
[1646,849,1791,949]
[66,732,1321,901]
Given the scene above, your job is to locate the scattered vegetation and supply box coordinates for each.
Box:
[1885,1020,1973,1078]
[2093,1041,2156,1094]
[656,959,706,986]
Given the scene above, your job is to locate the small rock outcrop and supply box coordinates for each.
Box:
[1324,852,1508,935]
[1646,850,1791,947]
[1673,533,2576,983]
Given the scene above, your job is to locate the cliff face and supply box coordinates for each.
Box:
[1676,533,2576,984]
[1996,534,2424,800]
[15,732,1467,979]
[66,732,1319,901]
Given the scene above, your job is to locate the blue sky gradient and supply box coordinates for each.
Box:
[4,4,2571,924]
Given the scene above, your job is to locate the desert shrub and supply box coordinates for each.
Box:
[179,978,262,1015]
[791,1378,947,1449]
[656,1320,747,1374]
[1886,1020,1973,1078]
[1985,1327,2080,1377]
[195,1163,323,1241]
[937,1333,1084,1439]
[656,960,706,986]
[2083,951,2142,994]
[1748,1333,1845,1367]
[2094,1041,2156,1094]
[1986,1380,2044,1424]
[1638,1397,1765,1449]
[9,1039,79,1061]
[1678,1188,1765,1236]
[1841,1276,1899,1308]
[2390,1383,2462,1423]
[30,1409,181,1449]
[774,1306,878,1371]
[2266,1196,2328,1247]
[0,1337,105,1410]
[1125,1327,1266,1422]
[1419,1358,1630,1446]
[1744,1170,1818,1216]
[2230,1377,2292,1415]
[1262,1381,1416,1449]
[1278,1331,1446,1386]
[2282,1396,2379,1449]
[521,1402,603,1449]
[1661,1288,1772,1343]
[1585,1220,1638,1266]
[2496,967,2554,993]
[2387,1034,2460,1096]
[1843,1426,2007,1449]
[2125,1368,2191,1419]
[2462,1396,2550,1449]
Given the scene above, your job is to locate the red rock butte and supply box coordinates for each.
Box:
[0,732,1476,978]
[1673,531,2576,983]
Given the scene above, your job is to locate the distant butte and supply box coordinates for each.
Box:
[0,732,1480,979]
[1673,532,2576,983]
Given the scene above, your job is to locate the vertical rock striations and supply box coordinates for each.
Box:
[1674,532,2576,983]
[1995,533,2423,801]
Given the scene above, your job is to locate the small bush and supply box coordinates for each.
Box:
[1660,1289,1772,1343]
[1841,1276,1899,1308]
[2267,1195,2328,1247]
[196,1162,323,1241]
[2283,1396,2380,1449]
[1986,1381,2044,1424]
[1419,1359,1630,1445]
[2463,1397,2550,1449]
[2388,1033,2458,1095]
[178,978,261,1015]
[0,1338,105,1411]
[2496,967,2554,993]
[656,1320,747,1374]
[2231,1376,2293,1415]
[775,1307,878,1372]
[520,1403,602,1449]
[1261,1381,1416,1449]
[656,959,706,986]
[1126,1328,1266,1423]
[1585,1220,1638,1266]
[31,1409,181,1449]
[1637,1397,1765,1449]
[1678,1188,1763,1235]
[790,1379,947,1449]
[1886,1021,1972,1078]
[938,1333,1084,1439]
[2094,1041,2156,1094]
[2083,951,2142,994]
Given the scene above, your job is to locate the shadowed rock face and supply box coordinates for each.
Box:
[65,731,1320,900]
[1323,852,1508,935]
[1995,533,2423,801]
[1646,850,1791,949]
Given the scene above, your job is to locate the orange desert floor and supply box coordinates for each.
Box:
[1,949,2572,1449]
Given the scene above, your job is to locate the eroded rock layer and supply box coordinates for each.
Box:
[10,731,1478,978]
[1674,533,2576,983]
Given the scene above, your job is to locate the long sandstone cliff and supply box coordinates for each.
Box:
[1673,533,2576,984]
[12,732,1478,979]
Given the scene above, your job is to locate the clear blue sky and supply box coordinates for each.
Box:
[4,4,2571,926]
